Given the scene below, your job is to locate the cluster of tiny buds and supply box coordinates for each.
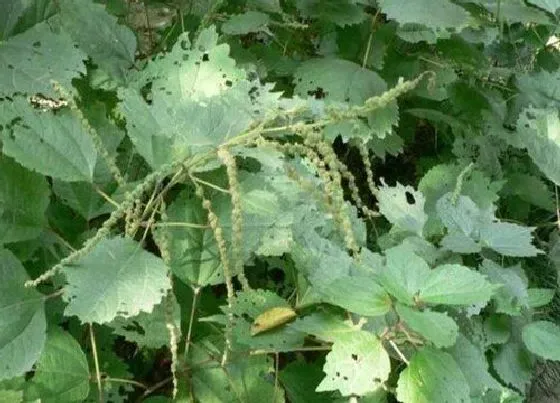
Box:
[217,147,249,290]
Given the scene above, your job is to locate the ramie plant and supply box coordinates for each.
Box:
[3,1,560,402]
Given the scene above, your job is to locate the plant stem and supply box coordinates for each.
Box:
[184,286,200,358]
[89,324,104,403]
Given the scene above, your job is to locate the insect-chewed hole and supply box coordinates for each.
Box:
[405,191,416,204]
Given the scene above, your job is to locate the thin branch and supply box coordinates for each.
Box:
[388,340,409,365]
[184,287,201,358]
[90,324,104,403]
[104,377,147,390]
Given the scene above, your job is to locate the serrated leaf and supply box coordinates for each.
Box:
[480,0,552,24]
[502,173,556,211]
[110,297,181,348]
[480,222,542,257]
[226,289,304,351]
[25,329,89,402]
[0,248,46,380]
[288,312,357,343]
[62,237,171,324]
[522,321,560,361]
[492,341,532,391]
[189,341,284,402]
[484,314,511,345]
[318,276,392,317]
[436,192,484,236]
[294,58,397,140]
[153,190,223,287]
[251,307,297,335]
[0,96,98,182]
[396,304,458,348]
[0,21,86,97]
[517,107,560,186]
[58,0,136,83]
[316,331,390,396]
[378,0,470,32]
[527,288,555,308]
[447,335,501,398]
[222,11,270,35]
[279,361,332,403]
[0,155,49,244]
[396,347,470,403]
[52,181,113,221]
[441,231,482,253]
[377,243,430,305]
[376,179,427,236]
[480,260,529,315]
[419,264,495,306]
[295,0,367,27]
[528,0,560,14]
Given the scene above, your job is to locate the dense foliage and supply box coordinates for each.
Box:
[1,0,560,402]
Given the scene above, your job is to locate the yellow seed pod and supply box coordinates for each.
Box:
[251,307,297,336]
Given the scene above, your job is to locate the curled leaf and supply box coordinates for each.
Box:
[251,307,297,336]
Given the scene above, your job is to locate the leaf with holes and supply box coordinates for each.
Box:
[0,21,86,97]
[376,180,427,236]
[316,330,390,396]
[0,96,98,182]
[62,237,171,324]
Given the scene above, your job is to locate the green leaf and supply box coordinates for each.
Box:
[62,237,171,324]
[480,0,552,24]
[222,11,270,35]
[396,347,470,403]
[316,330,390,396]
[502,173,556,211]
[0,96,98,182]
[295,0,367,27]
[0,155,49,244]
[52,181,113,221]
[492,342,532,391]
[484,314,511,345]
[480,222,542,257]
[0,248,46,380]
[279,361,332,403]
[153,190,223,287]
[0,21,86,97]
[527,288,555,308]
[377,243,430,305]
[378,0,470,32]
[293,58,397,140]
[288,312,357,343]
[527,0,560,14]
[376,180,427,236]
[189,340,284,402]
[480,259,529,315]
[110,297,181,348]
[396,303,458,348]
[58,0,136,83]
[441,231,482,253]
[447,335,501,398]
[225,289,304,351]
[419,264,496,306]
[522,321,560,361]
[318,276,392,317]
[517,107,560,186]
[25,329,89,402]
